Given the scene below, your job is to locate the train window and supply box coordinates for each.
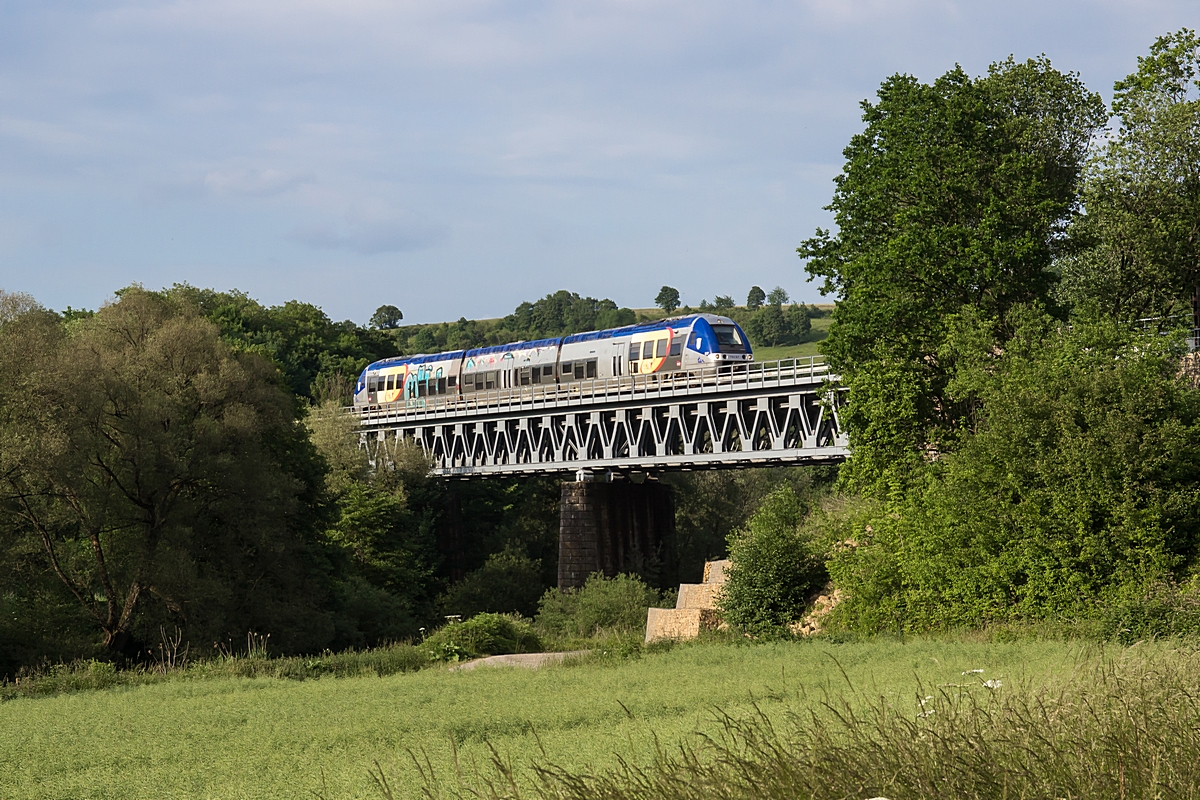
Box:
[437,378,447,394]
[573,363,583,380]
[520,368,530,386]
[656,339,668,358]
[712,325,744,351]
[586,360,596,378]
[418,382,427,397]
[485,372,497,390]
[668,341,682,357]
[561,361,572,375]
[447,376,457,388]
[464,374,474,390]
[532,367,542,384]
[543,365,554,377]
[386,374,394,391]
[629,343,641,361]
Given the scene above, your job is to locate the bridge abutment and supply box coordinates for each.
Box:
[558,478,677,589]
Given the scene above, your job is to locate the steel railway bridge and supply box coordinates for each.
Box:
[348,357,849,587]
[352,357,848,476]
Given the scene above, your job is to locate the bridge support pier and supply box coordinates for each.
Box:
[558,478,677,589]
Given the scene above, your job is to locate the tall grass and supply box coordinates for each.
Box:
[409,644,1200,800]
[0,638,429,701]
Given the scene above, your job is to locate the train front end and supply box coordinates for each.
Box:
[686,315,753,367]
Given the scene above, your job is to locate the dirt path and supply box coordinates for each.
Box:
[448,650,591,672]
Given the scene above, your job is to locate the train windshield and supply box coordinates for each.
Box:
[711,325,745,352]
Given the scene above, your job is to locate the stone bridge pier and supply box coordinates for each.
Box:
[558,475,677,590]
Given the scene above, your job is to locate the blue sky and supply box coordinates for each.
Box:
[0,1,1194,324]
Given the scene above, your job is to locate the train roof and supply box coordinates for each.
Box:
[366,350,466,371]
[464,337,560,357]
[561,314,726,344]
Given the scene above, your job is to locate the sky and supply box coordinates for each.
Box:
[0,1,1195,325]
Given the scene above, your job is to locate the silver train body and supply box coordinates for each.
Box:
[353,313,753,409]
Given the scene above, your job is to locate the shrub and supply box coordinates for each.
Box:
[719,486,827,633]
[438,548,545,619]
[418,613,541,662]
[537,573,668,640]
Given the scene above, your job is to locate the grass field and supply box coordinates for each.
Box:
[0,635,1126,800]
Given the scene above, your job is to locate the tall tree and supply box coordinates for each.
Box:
[746,286,766,310]
[798,57,1106,491]
[0,291,330,654]
[655,286,681,313]
[1057,29,1200,325]
[370,304,404,330]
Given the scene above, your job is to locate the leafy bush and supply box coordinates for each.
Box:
[827,313,1200,632]
[439,548,545,619]
[418,613,541,662]
[536,573,669,640]
[719,486,827,633]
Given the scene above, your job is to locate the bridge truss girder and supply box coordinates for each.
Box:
[361,387,848,477]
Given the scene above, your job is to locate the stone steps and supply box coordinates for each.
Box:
[645,559,730,643]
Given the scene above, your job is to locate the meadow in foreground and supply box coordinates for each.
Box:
[0,636,1136,800]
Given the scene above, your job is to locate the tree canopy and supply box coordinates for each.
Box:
[0,290,330,654]
[655,286,681,313]
[799,56,1106,491]
[1057,29,1200,324]
[370,304,404,330]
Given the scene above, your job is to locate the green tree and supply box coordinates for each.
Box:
[655,286,681,313]
[719,486,826,633]
[828,311,1200,631]
[786,304,812,339]
[1057,29,1200,324]
[0,291,331,654]
[369,304,404,329]
[766,286,789,306]
[798,57,1106,491]
[161,284,399,400]
[713,295,735,311]
[746,286,766,311]
[0,289,39,324]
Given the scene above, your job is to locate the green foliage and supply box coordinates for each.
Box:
[307,402,440,648]
[161,283,398,400]
[655,286,681,313]
[1057,29,1200,323]
[799,57,1106,492]
[1,641,429,700]
[390,290,637,355]
[766,286,789,306]
[439,547,545,619]
[827,312,1200,632]
[719,487,827,633]
[746,286,766,310]
[536,573,669,640]
[0,290,333,656]
[418,613,541,662]
[369,304,403,330]
[667,466,837,583]
[742,303,811,348]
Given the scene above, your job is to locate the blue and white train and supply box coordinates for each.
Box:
[353,313,753,409]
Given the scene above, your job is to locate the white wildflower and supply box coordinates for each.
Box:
[983,679,1002,689]
[962,669,984,675]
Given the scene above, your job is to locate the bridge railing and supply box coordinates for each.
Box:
[349,356,834,424]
